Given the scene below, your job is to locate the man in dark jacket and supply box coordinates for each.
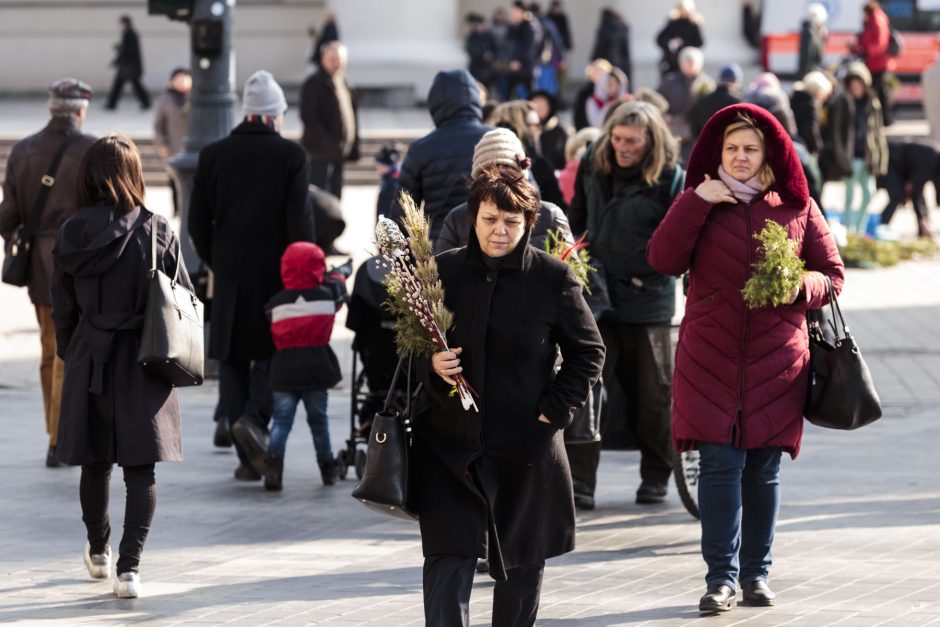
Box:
[689,63,742,142]
[567,101,684,508]
[105,16,150,110]
[505,2,541,99]
[189,70,315,481]
[388,69,491,241]
[879,139,938,238]
[591,8,632,88]
[300,42,359,200]
[0,78,96,467]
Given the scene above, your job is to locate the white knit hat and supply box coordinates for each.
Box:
[242,70,287,118]
[471,128,528,179]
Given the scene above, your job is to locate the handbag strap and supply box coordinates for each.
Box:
[822,275,850,338]
[383,351,410,413]
[21,136,77,240]
[149,214,181,282]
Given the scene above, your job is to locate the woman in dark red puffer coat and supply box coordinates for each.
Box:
[647,103,844,614]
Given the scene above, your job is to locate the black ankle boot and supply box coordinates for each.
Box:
[318,457,337,486]
[742,580,775,606]
[699,584,736,613]
[264,454,283,491]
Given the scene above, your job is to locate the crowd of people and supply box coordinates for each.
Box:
[0,0,936,621]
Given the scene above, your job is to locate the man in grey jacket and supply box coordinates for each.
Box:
[0,79,96,467]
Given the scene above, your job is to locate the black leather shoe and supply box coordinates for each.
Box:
[231,418,268,476]
[213,420,232,448]
[45,445,66,468]
[574,492,596,510]
[234,464,262,481]
[742,580,776,606]
[636,480,668,504]
[699,585,736,613]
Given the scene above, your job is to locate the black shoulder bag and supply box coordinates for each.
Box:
[805,277,882,430]
[2,137,75,286]
[352,351,418,521]
[138,216,205,387]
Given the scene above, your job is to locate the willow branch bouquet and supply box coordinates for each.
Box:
[742,220,805,308]
[543,229,595,292]
[374,192,479,412]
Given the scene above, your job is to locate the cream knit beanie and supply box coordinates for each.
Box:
[471,128,527,179]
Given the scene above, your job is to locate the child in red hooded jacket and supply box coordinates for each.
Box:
[263,242,350,490]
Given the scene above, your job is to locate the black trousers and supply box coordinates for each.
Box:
[80,462,156,574]
[871,71,893,127]
[218,359,272,467]
[881,169,931,225]
[567,323,674,495]
[106,73,151,109]
[423,555,544,627]
[309,158,345,199]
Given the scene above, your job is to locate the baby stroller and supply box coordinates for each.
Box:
[337,256,401,479]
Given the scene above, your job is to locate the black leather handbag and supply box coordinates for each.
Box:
[564,379,604,444]
[138,216,205,387]
[2,137,74,286]
[352,352,418,521]
[805,277,882,430]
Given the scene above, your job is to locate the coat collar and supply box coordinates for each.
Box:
[231,119,279,136]
[464,225,532,272]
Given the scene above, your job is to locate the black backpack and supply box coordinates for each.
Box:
[887,27,902,57]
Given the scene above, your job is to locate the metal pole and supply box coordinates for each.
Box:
[167,0,237,273]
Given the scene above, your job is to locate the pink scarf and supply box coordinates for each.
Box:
[717,165,765,204]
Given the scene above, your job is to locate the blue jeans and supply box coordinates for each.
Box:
[697,442,782,589]
[268,390,333,462]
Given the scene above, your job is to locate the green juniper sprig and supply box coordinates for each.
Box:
[542,228,595,292]
[742,220,805,308]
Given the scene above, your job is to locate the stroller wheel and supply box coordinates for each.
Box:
[355,448,367,480]
[335,450,349,480]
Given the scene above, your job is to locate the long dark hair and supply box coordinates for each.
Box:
[76,134,146,213]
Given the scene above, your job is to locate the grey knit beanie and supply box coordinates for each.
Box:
[242,70,287,117]
[471,128,527,179]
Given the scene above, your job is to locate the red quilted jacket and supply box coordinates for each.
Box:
[647,104,845,458]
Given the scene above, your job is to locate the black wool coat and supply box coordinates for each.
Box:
[189,121,315,362]
[413,231,605,579]
[52,206,189,466]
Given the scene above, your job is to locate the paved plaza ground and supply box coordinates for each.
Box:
[0,101,939,625]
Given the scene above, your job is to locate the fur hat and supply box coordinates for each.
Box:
[472,128,528,179]
[242,70,287,118]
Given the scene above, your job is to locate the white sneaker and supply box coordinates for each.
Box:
[113,572,142,598]
[83,543,111,580]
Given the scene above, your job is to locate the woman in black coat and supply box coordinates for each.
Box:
[418,166,605,626]
[52,136,192,599]
[655,1,705,77]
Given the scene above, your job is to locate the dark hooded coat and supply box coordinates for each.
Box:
[188,120,315,363]
[389,69,491,240]
[414,230,604,579]
[51,206,189,466]
[647,104,845,458]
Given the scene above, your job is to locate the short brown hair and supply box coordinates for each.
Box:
[467,166,540,230]
[76,134,146,213]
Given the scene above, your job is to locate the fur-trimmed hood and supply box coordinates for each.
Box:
[686,102,809,208]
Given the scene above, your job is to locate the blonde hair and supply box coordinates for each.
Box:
[565,127,602,163]
[592,101,678,185]
[487,100,537,150]
[723,114,775,189]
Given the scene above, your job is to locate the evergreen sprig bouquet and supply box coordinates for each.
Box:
[374,191,478,412]
[543,229,595,292]
[742,220,805,308]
